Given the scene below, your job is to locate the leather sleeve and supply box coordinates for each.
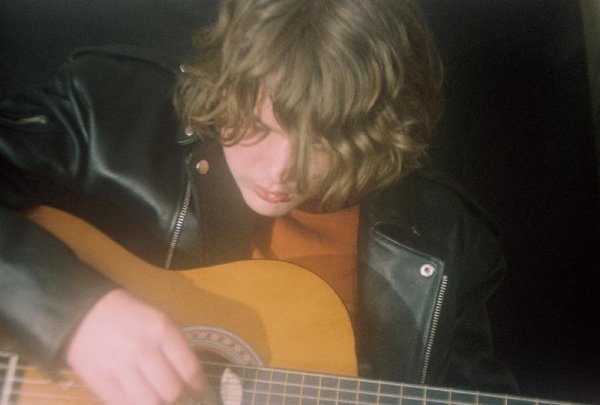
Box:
[431,198,520,393]
[0,68,117,368]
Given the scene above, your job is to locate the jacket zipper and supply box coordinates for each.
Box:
[164,181,192,269]
[419,274,448,384]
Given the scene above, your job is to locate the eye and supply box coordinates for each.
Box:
[253,119,276,136]
[253,122,269,134]
[311,139,329,152]
[241,122,271,144]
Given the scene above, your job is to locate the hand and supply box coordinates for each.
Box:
[65,289,206,404]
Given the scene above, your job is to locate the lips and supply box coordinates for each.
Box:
[254,185,293,203]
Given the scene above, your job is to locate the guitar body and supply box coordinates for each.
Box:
[1,206,356,404]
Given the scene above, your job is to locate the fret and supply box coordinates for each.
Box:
[283,371,303,404]
[374,380,381,404]
[338,376,359,403]
[320,375,339,402]
[254,367,273,403]
[404,384,426,403]
[357,379,379,404]
[281,369,291,405]
[450,389,478,404]
[242,367,256,404]
[506,398,538,405]
[1,352,19,405]
[239,365,258,405]
[477,391,507,405]
[378,380,404,404]
[300,373,320,404]
[426,387,451,403]
[498,396,530,405]
[269,369,286,400]
[299,372,308,405]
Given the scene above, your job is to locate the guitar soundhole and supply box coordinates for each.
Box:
[196,350,229,378]
[183,326,263,394]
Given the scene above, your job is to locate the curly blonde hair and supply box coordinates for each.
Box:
[175,0,443,211]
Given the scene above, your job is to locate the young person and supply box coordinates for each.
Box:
[0,0,518,403]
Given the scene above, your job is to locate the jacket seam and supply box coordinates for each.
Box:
[371,222,427,256]
[68,45,180,75]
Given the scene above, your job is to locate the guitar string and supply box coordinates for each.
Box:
[0,365,437,404]
[0,376,549,405]
[206,365,449,403]
[0,356,506,404]
[0,371,548,405]
[202,364,520,405]
[0,379,447,405]
[0,376,421,404]
[2,363,562,405]
[1,358,436,401]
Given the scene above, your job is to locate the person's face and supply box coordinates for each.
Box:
[223,97,330,217]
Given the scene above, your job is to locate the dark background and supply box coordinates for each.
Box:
[1,1,598,403]
[419,2,600,403]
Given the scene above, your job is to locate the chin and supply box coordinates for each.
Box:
[245,196,298,217]
[250,203,294,217]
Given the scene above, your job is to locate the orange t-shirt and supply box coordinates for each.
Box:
[252,205,360,315]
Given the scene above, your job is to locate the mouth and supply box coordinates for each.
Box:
[253,185,293,203]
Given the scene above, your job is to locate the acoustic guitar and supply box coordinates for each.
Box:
[0,207,579,404]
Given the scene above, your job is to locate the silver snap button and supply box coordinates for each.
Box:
[420,263,435,277]
[184,126,195,137]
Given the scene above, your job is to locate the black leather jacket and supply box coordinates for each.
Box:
[0,47,518,393]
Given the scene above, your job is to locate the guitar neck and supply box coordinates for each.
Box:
[203,361,579,405]
[1,351,581,405]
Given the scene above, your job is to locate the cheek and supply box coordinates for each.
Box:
[223,144,250,180]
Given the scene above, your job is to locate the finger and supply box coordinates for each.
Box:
[115,366,163,405]
[138,349,188,403]
[82,374,131,405]
[160,329,205,393]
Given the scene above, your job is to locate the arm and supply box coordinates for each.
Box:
[1,59,206,404]
[441,209,520,393]
[0,205,117,364]
[0,80,117,365]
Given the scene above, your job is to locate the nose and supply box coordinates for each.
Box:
[263,132,295,184]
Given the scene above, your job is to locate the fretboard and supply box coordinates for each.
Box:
[203,362,578,405]
[0,352,581,405]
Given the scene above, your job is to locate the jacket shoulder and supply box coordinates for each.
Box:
[360,169,499,260]
[363,169,496,229]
